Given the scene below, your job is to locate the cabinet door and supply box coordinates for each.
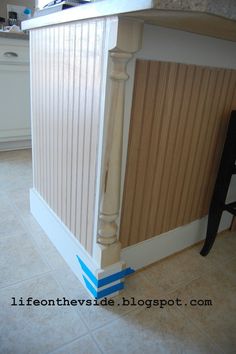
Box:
[0,64,30,142]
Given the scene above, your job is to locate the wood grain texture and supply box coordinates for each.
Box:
[30,19,111,255]
[120,59,236,248]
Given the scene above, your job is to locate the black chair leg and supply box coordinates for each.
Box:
[200,205,223,256]
[200,110,236,256]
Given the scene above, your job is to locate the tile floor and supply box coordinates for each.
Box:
[0,149,236,354]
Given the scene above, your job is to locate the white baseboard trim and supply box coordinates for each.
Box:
[121,211,232,270]
[30,188,232,296]
[30,188,132,299]
[0,139,31,151]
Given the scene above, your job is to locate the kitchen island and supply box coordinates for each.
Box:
[23,0,236,298]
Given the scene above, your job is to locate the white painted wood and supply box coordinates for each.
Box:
[30,187,98,278]
[30,188,125,299]
[0,42,29,64]
[138,24,236,69]
[97,19,143,252]
[0,139,31,152]
[22,0,153,30]
[26,11,236,285]
[0,38,30,146]
[31,178,233,281]
[119,23,236,247]
[22,0,236,44]
[30,17,121,257]
[121,211,232,270]
[98,52,133,246]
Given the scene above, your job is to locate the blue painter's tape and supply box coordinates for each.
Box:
[97,267,135,287]
[77,256,98,287]
[96,282,124,299]
[82,275,124,299]
[77,256,135,289]
[82,275,97,298]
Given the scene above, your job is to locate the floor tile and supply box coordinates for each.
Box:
[49,335,101,354]
[141,246,214,293]
[53,265,158,331]
[31,230,67,270]
[0,174,32,192]
[0,151,32,190]
[6,186,31,215]
[0,159,32,178]
[0,210,25,239]
[0,209,20,230]
[171,258,236,353]
[0,195,19,228]
[93,305,221,354]
[20,212,47,235]
[194,231,236,265]
[0,149,235,354]
[0,230,50,288]
[0,149,32,162]
[0,273,88,354]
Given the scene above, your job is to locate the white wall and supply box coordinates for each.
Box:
[139,24,236,69]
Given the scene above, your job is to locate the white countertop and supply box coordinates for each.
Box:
[22,0,236,42]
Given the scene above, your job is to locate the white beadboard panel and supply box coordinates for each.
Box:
[30,18,117,255]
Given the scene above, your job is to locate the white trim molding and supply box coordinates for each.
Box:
[30,188,134,299]
[95,18,143,268]
[0,139,31,151]
[121,212,232,270]
[30,187,232,297]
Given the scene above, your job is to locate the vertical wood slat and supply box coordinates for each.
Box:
[202,78,236,213]
[120,59,236,248]
[30,18,109,255]
[119,61,150,243]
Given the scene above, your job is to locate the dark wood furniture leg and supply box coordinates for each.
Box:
[200,111,236,256]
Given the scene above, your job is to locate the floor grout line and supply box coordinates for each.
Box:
[1,150,236,353]
[0,270,53,292]
[174,304,226,354]
[49,266,140,350]
[49,269,92,331]
[45,334,96,354]
[89,331,105,354]
[4,191,61,274]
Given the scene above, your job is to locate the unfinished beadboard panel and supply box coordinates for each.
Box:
[120,59,236,248]
[30,19,110,255]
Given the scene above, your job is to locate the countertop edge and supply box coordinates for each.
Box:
[22,0,154,30]
[22,0,236,32]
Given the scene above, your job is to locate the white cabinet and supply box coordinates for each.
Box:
[0,36,31,151]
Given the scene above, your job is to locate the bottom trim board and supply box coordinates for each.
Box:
[30,188,232,296]
[0,139,31,151]
[30,188,133,299]
[121,211,232,270]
